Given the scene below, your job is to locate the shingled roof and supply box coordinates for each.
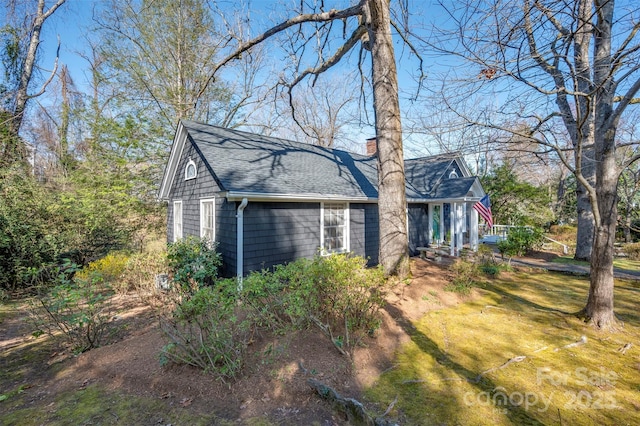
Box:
[158,120,483,202]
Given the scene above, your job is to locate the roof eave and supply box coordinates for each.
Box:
[225,191,377,203]
[407,196,482,203]
[157,121,187,201]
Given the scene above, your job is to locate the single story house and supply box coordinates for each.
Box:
[158,120,487,277]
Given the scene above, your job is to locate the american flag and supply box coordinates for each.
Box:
[473,194,493,228]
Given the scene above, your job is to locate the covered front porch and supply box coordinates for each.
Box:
[404,161,488,258]
[408,199,482,257]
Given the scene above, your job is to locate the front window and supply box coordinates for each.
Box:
[322,202,349,254]
[173,201,183,241]
[200,199,215,243]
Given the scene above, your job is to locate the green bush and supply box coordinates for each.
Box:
[0,168,65,290]
[497,226,544,258]
[307,254,386,338]
[475,244,510,277]
[167,236,222,294]
[160,252,389,377]
[29,262,114,353]
[159,282,249,381]
[240,254,387,352]
[240,258,315,331]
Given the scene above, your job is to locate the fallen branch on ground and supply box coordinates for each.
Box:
[618,343,632,355]
[554,335,587,352]
[309,315,349,357]
[472,355,527,383]
[308,379,398,426]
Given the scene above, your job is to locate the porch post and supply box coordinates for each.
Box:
[470,202,479,251]
[439,204,444,244]
[450,202,455,256]
[456,203,463,256]
[427,204,433,246]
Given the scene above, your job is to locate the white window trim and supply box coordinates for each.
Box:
[200,198,216,244]
[185,159,197,180]
[449,170,458,179]
[173,201,183,242]
[320,202,350,255]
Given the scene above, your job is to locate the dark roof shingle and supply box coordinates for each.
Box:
[179,120,479,201]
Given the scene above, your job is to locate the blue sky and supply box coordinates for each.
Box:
[34,0,441,153]
[27,0,640,160]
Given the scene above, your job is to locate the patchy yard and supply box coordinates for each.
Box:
[1,258,639,425]
[367,268,640,425]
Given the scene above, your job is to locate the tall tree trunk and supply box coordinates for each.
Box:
[59,65,72,174]
[574,158,595,261]
[623,213,631,244]
[572,0,595,262]
[366,0,409,277]
[4,0,66,165]
[582,0,617,329]
[583,131,617,328]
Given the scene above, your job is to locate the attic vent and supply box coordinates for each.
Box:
[185,159,197,180]
[449,170,458,179]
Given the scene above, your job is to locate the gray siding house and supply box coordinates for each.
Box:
[158,120,487,277]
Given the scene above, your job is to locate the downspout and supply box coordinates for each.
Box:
[236,198,248,291]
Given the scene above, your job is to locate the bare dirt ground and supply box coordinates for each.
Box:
[1,258,468,425]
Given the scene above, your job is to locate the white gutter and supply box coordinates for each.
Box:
[407,197,481,204]
[225,191,375,203]
[236,198,248,291]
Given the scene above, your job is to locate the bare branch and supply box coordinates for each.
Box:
[197,1,367,100]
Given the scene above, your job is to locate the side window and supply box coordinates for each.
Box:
[185,159,197,180]
[200,199,215,244]
[321,202,349,254]
[173,201,183,241]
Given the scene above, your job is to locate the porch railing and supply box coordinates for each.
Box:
[481,224,568,254]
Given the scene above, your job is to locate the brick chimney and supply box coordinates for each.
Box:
[366,137,377,156]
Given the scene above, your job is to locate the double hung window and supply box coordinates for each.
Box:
[200,199,215,243]
[322,203,349,254]
[173,201,183,241]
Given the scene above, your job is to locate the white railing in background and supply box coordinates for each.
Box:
[486,224,514,238]
[480,224,569,254]
[543,236,569,255]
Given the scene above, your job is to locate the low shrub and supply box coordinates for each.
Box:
[480,264,501,277]
[159,282,249,381]
[240,258,314,332]
[120,249,167,295]
[497,226,544,259]
[75,252,129,284]
[29,262,114,353]
[623,242,640,260]
[160,252,389,377]
[240,254,387,353]
[307,254,386,340]
[475,244,510,278]
[167,237,222,294]
[445,259,480,295]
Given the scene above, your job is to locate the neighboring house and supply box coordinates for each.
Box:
[158,120,487,277]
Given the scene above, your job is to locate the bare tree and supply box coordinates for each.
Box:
[427,0,640,328]
[1,0,65,164]
[95,0,265,141]
[263,78,359,149]
[197,0,419,277]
